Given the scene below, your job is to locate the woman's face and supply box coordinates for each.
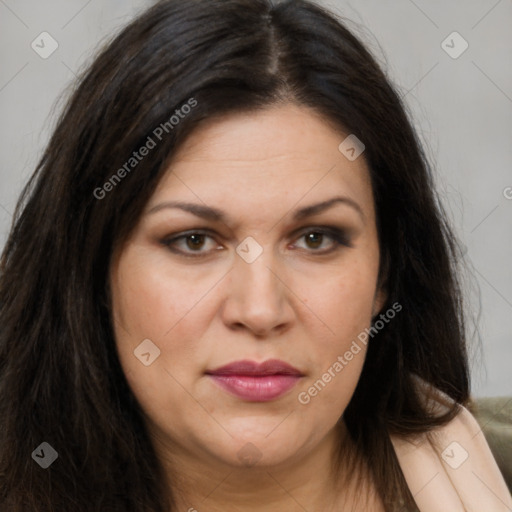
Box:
[110,103,385,471]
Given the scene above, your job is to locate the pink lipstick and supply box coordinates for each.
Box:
[205,359,303,402]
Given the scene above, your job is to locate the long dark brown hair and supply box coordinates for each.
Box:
[0,0,470,510]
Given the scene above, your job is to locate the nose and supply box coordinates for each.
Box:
[220,247,294,337]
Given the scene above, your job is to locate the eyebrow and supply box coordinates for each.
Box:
[146,196,365,223]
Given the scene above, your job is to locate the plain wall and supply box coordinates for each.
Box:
[0,0,511,396]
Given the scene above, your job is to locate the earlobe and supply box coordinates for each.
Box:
[372,286,388,318]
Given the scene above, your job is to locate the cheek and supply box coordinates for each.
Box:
[112,249,185,335]
[295,260,378,412]
[111,243,219,346]
[307,261,378,344]
[110,253,207,435]
[110,245,225,413]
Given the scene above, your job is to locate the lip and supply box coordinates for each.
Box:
[206,359,303,402]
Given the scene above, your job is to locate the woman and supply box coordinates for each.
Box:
[0,0,510,510]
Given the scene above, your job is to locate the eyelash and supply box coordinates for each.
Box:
[160,226,352,259]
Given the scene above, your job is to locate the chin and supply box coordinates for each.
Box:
[205,433,302,469]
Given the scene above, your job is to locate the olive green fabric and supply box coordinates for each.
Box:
[469,396,512,493]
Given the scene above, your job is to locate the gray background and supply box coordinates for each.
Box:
[0,0,510,397]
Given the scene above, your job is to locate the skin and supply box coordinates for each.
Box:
[110,103,387,511]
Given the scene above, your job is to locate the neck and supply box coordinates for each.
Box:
[151,420,373,512]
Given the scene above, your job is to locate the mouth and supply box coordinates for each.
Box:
[205,359,304,402]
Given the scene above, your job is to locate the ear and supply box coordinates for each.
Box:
[371,285,388,318]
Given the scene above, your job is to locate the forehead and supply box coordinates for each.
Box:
[147,104,374,222]
[171,103,360,166]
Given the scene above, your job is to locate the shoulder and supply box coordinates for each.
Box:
[390,375,512,511]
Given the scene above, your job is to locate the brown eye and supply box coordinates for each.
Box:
[185,234,207,250]
[294,227,351,253]
[161,231,221,257]
[304,232,324,249]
